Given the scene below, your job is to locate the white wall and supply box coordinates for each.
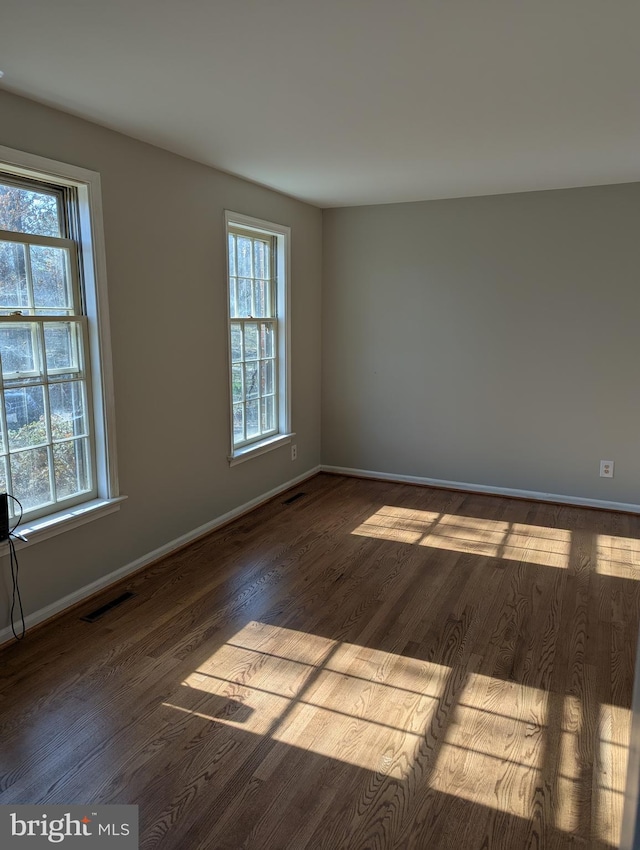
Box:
[322,184,640,505]
[0,90,322,633]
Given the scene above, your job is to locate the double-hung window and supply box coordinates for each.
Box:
[0,146,118,529]
[225,212,292,464]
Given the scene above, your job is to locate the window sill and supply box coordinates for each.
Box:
[3,496,127,552]
[228,433,295,467]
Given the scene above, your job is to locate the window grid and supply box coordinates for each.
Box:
[231,319,278,446]
[0,175,95,519]
[227,229,278,449]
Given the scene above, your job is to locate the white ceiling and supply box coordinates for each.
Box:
[1,0,638,208]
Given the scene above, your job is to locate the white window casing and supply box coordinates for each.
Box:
[225,211,293,466]
[0,144,122,542]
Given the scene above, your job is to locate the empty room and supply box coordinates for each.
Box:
[1,2,640,848]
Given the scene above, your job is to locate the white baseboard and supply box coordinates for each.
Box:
[0,465,321,647]
[321,464,640,515]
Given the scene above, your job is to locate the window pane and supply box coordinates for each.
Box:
[260,322,275,359]
[265,282,272,317]
[49,381,86,438]
[0,241,29,311]
[31,245,73,311]
[261,395,275,433]
[10,446,53,510]
[228,233,236,277]
[233,403,244,444]
[44,322,81,372]
[253,280,268,318]
[244,361,259,400]
[254,240,269,280]
[237,279,251,317]
[232,365,243,403]
[0,457,8,493]
[0,183,61,238]
[231,323,243,362]
[53,438,90,499]
[6,386,46,448]
[0,323,37,376]
[244,323,258,360]
[229,276,237,318]
[237,237,252,277]
[246,399,260,439]
[261,359,274,395]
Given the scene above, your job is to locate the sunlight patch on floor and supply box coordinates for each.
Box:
[428,672,548,820]
[160,620,629,845]
[169,620,449,774]
[596,534,640,580]
[352,506,572,569]
[594,701,631,847]
[556,694,582,834]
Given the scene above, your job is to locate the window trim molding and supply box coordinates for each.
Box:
[0,144,120,528]
[228,432,296,467]
[224,210,291,464]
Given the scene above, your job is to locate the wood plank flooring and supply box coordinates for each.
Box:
[1,472,640,849]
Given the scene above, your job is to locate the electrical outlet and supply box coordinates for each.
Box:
[599,460,614,478]
[291,444,298,461]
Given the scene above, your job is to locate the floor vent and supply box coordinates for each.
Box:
[80,591,136,623]
[283,492,306,505]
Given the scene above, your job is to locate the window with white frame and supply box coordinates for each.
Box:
[0,147,118,528]
[225,212,291,464]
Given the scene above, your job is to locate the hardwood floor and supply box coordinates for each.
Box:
[1,472,639,849]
